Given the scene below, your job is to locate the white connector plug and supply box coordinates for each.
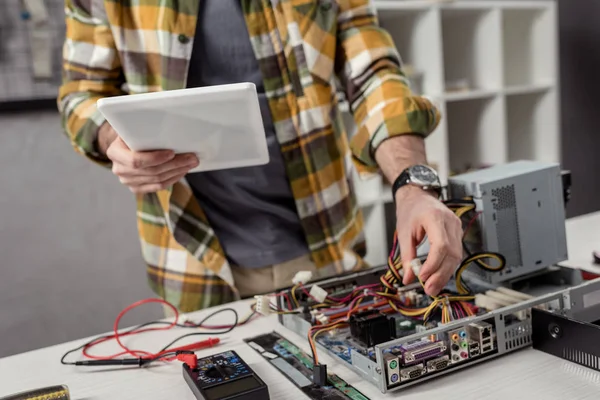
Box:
[315,313,329,324]
[410,258,423,278]
[292,270,313,285]
[309,284,328,303]
[254,295,271,316]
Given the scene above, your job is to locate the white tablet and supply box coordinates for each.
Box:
[96,83,269,172]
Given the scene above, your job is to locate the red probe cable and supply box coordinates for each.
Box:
[79,298,221,365]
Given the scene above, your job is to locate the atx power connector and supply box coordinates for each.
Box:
[292,270,313,285]
[254,295,271,316]
[309,284,328,303]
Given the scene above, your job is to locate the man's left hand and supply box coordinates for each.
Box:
[395,186,463,296]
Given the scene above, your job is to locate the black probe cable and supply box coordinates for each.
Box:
[61,307,241,367]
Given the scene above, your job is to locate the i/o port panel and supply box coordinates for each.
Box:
[447,327,469,363]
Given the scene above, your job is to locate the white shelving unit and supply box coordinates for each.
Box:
[346,0,560,267]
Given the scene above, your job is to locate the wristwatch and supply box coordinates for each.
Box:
[391,164,442,201]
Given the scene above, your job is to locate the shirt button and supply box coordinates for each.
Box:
[178,34,190,44]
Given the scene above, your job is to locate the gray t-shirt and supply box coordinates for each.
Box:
[185,0,309,268]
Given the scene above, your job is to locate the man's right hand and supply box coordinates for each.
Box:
[98,123,199,194]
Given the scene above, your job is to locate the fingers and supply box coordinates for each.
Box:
[419,210,463,296]
[107,137,175,169]
[105,136,200,194]
[400,234,417,285]
[119,165,194,186]
[113,153,199,177]
[129,172,187,194]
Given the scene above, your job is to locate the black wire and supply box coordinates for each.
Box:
[61,307,240,366]
[157,308,239,352]
[60,320,171,365]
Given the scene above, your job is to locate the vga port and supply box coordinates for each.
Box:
[400,364,425,381]
[427,355,450,372]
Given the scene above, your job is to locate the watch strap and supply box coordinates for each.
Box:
[391,166,442,202]
[391,169,412,202]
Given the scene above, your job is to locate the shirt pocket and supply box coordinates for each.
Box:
[289,0,339,90]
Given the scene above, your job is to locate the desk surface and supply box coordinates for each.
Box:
[2,212,600,400]
[561,211,600,273]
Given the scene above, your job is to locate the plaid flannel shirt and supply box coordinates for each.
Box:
[58,0,441,312]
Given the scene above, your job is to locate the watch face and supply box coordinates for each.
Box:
[409,165,438,186]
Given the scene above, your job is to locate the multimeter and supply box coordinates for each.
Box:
[183,350,270,400]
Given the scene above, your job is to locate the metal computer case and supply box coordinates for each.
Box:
[448,160,568,284]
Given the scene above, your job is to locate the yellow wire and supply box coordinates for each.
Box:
[455,253,505,294]
[291,284,300,308]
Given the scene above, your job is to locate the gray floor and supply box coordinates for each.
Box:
[0,110,161,358]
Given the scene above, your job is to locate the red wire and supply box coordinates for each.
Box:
[271,291,293,310]
[80,295,265,362]
[463,211,482,238]
[114,298,179,359]
[83,298,179,361]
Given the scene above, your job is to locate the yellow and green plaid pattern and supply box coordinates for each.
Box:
[58,0,441,312]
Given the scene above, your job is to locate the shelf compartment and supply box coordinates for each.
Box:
[441,8,502,93]
[379,8,444,95]
[447,95,507,174]
[502,6,557,87]
[506,90,559,163]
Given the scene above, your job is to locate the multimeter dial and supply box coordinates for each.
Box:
[183,350,270,400]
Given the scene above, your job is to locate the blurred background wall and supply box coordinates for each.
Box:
[558,0,600,218]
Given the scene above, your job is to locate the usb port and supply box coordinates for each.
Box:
[482,345,493,353]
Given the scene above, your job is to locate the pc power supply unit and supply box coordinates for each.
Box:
[448,160,568,284]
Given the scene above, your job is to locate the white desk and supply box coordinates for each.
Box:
[561,211,600,273]
[2,213,600,400]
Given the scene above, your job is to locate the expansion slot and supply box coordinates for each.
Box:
[245,332,370,400]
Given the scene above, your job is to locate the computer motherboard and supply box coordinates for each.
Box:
[274,264,600,394]
[253,162,600,394]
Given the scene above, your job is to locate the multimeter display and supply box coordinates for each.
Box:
[203,376,262,400]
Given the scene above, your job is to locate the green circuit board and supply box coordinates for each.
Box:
[245,332,369,400]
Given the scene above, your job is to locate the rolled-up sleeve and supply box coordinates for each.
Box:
[335,0,441,175]
[58,0,125,166]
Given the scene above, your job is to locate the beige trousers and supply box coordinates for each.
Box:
[230,254,316,298]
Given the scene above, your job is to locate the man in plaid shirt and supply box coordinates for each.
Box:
[59,0,463,312]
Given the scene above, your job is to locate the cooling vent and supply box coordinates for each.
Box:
[503,320,532,351]
[491,185,523,270]
[448,183,467,199]
[562,348,600,371]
